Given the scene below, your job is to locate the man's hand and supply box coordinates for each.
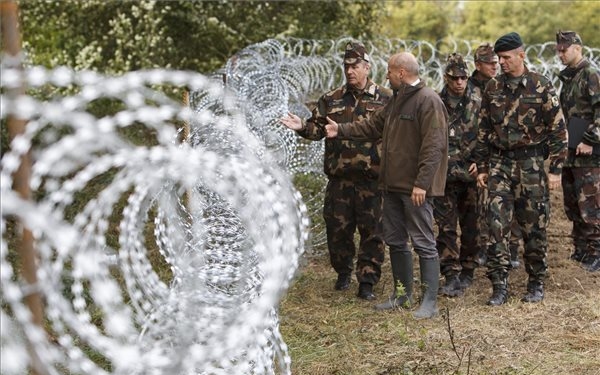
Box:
[468,163,478,178]
[477,173,488,189]
[548,173,561,190]
[279,112,303,131]
[576,142,593,156]
[411,186,426,206]
[324,117,339,138]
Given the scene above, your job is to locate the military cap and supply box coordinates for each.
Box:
[445,53,468,77]
[474,43,499,63]
[344,42,370,64]
[494,32,524,53]
[556,30,583,47]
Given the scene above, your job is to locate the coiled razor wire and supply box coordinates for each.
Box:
[2,37,599,375]
[1,65,308,375]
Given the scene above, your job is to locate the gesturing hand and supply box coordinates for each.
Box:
[279,112,303,131]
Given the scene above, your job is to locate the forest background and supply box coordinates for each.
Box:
[15,0,600,75]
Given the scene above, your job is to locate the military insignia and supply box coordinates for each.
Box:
[551,95,559,107]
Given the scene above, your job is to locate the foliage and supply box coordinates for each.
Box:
[17,0,386,74]
[453,0,600,48]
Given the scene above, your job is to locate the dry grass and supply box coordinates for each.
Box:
[279,190,600,375]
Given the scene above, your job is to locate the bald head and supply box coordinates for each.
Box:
[387,52,420,89]
[390,52,419,76]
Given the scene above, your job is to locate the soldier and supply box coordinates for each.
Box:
[556,30,600,272]
[280,42,392,299]
[324,52,448,319]
[474,32,567,306]
[469,43,522,270]
[434,53,482,297]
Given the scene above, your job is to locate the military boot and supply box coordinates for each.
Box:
[486,281,508,306]
[413,257,439,319]
[521,280,544,303]
[458,268,474,289]
[582,256,600,272]
[509,244,520,269]
[438,274,464,297]
[375,251,413,310]
[334,273,351,291]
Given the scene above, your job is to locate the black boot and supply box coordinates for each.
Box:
[582,256,600,272]
[413,257,439,319]
[487,283,508,306]
[334,273,351,291]
[509,244,520,269]
[439,274,464,297]
[521,280,544,303]
[357,282,376,300]
[458,268,474,289]
[375,251,413,310]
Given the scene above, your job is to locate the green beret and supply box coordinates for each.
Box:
[494,32,523,53]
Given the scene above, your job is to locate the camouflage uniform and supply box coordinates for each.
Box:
[434,54,482,288]
[474,66,567,288]
[469,44,522,268]
[298,79,392,285]
[557,31,600,271]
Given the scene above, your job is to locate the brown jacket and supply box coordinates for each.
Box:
[338,81,448,196]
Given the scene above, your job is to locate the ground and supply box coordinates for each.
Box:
[279,188,600,375]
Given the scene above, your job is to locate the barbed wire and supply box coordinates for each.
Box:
[1,66,308,375]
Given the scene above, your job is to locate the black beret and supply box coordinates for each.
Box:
[494,32,523,53]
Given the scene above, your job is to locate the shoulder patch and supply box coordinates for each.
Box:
[551,95,559,107]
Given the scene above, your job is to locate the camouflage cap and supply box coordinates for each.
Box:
[474,43,499,63]
[344,42,370,64]
[556,30,583,47]
[445,53,468,77]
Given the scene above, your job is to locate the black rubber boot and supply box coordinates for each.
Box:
[438,274,464,297]
[521,280,544,303]
[375,251,413,310]
[413,257,439,319]
[486,282,508,306]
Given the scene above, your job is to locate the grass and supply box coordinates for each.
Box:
[279,189,600,375]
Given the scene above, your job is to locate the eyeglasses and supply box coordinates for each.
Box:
[448,76,467,81]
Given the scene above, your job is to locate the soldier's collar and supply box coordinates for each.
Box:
[344,79,376,97]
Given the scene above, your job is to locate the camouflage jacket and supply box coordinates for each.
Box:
[297,79,392,179]
[439,84,482,182]
[474,67,567,175]
[558,58,600,167]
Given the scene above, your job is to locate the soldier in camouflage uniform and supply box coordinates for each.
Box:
[474,32,567,306]
[434,53,482,297]
[469,43,522,270]
[280,42,392,299]
[556,30,600,272]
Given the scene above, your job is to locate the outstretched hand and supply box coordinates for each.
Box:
[279,112,303,131]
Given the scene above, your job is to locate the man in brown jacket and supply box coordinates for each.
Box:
[325,52,448,319]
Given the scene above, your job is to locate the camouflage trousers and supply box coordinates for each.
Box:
[323,177,385,284]
[479,188,522,259]
[562,166,600,258]
[485,155,550,285]
[434,180,480,276]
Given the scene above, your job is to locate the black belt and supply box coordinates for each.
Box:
[492,144,547,159]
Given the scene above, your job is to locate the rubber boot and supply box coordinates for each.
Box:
[375,251,413,310]
[412,257,439,319]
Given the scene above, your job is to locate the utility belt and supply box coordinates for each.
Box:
[491,144,548,160]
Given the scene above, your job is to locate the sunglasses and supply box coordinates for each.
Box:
[448,75,468,81]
